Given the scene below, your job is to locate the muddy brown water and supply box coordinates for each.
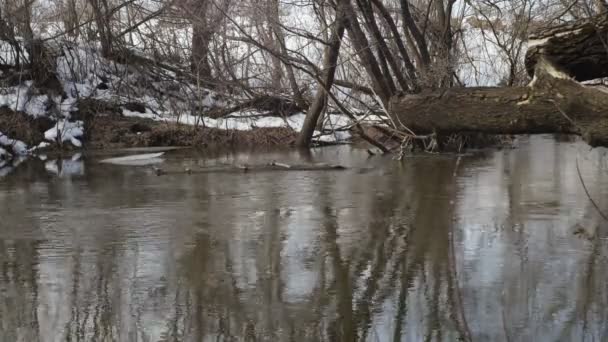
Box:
[1,135,607,341]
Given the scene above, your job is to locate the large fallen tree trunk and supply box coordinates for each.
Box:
[525,15,608,81]
[389,15,608,147]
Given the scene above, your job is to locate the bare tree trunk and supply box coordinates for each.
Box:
[343,0,392,104]
[17,0,33,40]
[434,0,457,87]
[295,0,348,148]
[190,0,213,86]
[191,22,213,83]
[89,0,114,57]
[356,0,411,92]
[399,0,430,67]
[254,3,283,91]
[369,0,418,90]
[4,0,33,41]
[63,0,80,38]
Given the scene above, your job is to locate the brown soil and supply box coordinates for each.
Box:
[0,107,54,145]
[1,99,298,152]
[87,116,298,149]
[1,97,513,154]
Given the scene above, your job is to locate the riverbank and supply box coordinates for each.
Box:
[85,114,299,149]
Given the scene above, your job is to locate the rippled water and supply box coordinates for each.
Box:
[1,135,607,342]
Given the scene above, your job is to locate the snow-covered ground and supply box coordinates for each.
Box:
[44,120,84,147]
[0,39,368,165]
[0,1,529,172]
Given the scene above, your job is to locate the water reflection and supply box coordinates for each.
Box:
[44,153,84,177]
[0,136,607,341]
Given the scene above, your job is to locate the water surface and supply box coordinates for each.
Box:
[1,136,607,341]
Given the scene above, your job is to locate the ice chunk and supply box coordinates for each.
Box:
[100,152,165,166]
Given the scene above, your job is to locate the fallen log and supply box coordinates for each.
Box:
[389,14,608,148]
[525,15,608,81]
[206,95,306,119]
[155,162,347,176]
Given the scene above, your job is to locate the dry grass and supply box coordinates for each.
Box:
[86,116,298,149]
[0,107,54,145]
[0,98,299,151]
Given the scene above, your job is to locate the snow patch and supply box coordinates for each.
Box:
[526,37,551,49]
[316,130,352,143]
[0,147,10,167]
[44,120,84,147]
[0,131,28,155]
[527,29,584,49]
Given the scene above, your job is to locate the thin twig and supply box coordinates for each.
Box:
[550,100,576,126]
[576,154,608,222]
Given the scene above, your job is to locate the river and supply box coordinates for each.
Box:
[0,135,607,341]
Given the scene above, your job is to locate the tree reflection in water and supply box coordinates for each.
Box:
[0,137,607,341]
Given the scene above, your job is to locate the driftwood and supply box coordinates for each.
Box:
[155,161,347,176]
[207,95,306,119]
[389,15,608,147]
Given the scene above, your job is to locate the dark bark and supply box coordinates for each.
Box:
[207,95,304,118]
[62,0,79,38]
[189,0,213,85]
[525,15,608,81]
[389,59,608,147]
[356,0,410,92]
[343,0,393,104]
[388,14,608,148]
[368,0,418,90]
[433,0,457,87]
[376,48,397,94]
[89,0,114,57]
[399,0,430,67]
[295,0,348,147]
[268,0,307,110]
[191,26,213,84]
[333,79,374,95]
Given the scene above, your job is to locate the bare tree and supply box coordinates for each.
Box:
[296,0,348,147]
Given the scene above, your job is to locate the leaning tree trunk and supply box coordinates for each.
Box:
[389,14,608,148]
[295,0,348,148]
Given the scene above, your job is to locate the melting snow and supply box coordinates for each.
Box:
[0,131,28,155]
[44,120,84,147]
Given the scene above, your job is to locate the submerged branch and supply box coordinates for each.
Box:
[154,162,347,176]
